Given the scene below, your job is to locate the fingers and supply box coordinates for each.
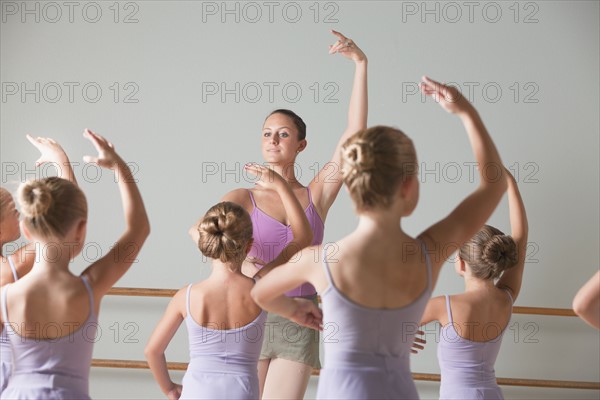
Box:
[26,134,40,146]
[329,29,355,54]
[330,29,347,41]
[83,128,102,149]
[246,256,267,266]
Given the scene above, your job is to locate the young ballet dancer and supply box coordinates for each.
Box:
[0,135,78,393]
[573,271,600,329]
[221,30,368,399]
[414,169,528,400]
[145,164,315,400]
[0,129,150,399]
[251,76,508,399]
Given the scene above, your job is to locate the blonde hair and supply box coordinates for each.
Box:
[341,126,418,211]
[18,177,87,238]
[459,225,518,280]
[197,202,253,269]
[0,187,13,218]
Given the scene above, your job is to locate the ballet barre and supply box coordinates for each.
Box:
[96,287,598,391]
[107,287,578,317]
[91,359,600,390]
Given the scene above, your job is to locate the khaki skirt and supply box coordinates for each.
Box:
[259,295,321,368]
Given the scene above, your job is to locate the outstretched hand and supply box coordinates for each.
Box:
[26,135,68,167]
[244,163,285,191]
[289,298,323,331]
[328,30,366,62]
[83,129,121,170]
[420,76,473,115]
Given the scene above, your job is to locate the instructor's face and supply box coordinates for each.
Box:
[261,113,303,163]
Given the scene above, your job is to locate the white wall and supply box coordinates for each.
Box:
[1,1,598,398]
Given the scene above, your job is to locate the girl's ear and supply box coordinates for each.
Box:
[75,219,87,243]
[297,139,308,154]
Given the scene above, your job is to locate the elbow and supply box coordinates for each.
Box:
[572,295,588,317]
[144,344,159,361]
[143,221,151,240]
[251,284,272,309]
[250,286,264,307]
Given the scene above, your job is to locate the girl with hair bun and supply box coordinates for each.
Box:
[145,164,315,400]
[1,135,78,394]
[0,129,150,400]
[252,76,508,399]
[415,169,528,400]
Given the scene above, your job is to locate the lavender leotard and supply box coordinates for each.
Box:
[0,256,18,393]
[317,242,432,400]
[437,292,513,400]
[247,187,324,296]
[180,284,267,400]
[1,275,97,400]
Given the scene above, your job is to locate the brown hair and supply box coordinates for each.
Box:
[18,177,87,238]
[266,109,307,141]
[197,202,253,269]
[459,225,518,280]
[341,126,418,211]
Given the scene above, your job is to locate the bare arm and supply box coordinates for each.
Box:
[496,170,529,301]
[310,31,368,219]
[419,296,445,326]
[145,289,185,398]
[573,271,600,329]
[7,135,81,280]
[418,77,507,288]
[80,129,151,296]
[251,245,324,330]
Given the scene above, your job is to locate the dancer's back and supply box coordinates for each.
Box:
[317,236,432,400]
[181,279,266,399]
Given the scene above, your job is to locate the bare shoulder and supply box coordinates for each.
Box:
[221,188,253,210]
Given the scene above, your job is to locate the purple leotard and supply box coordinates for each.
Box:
[437,292,513,400]
[317,242,432,400]
[0,256,18,393]
[180,284,267,400]
[1,275,97,400]
[247,187,324,297]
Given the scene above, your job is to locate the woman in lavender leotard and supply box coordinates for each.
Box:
[415,169,528,400]
[0,130,149,399]
[252,77,509,399]
[221,30,367,399]
[145,164,314,399]
[0,135,77,394]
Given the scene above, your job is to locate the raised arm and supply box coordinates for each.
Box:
[145,289,185,399]
[496,170,528,301]
[310,30,368,218]
[9,135,80,280]
[81,129,150,296]
[245,164,313,278]
[573,271,600,329]
[252,244,324,330]
[418,76,507,287]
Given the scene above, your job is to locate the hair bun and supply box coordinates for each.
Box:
[342,141,375,179]
[482,235,517,273]
[197,202,253,267]
[19,180,53,219]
